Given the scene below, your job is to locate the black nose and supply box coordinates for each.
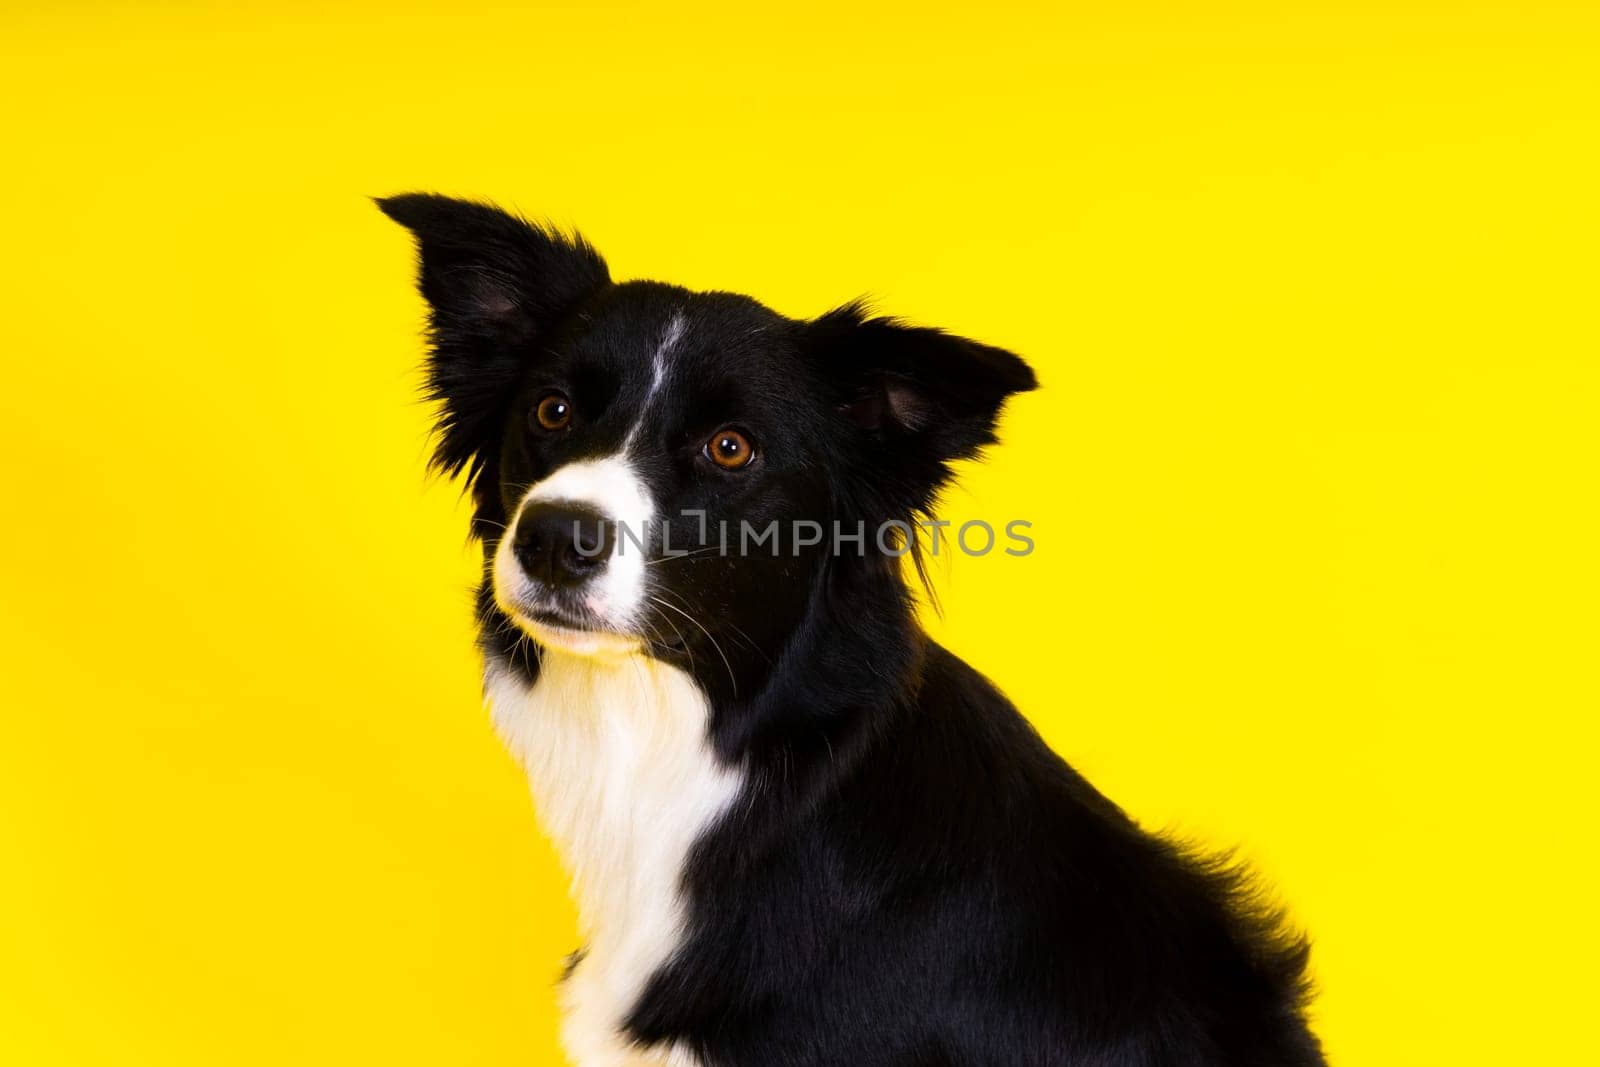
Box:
[511,501,616,588]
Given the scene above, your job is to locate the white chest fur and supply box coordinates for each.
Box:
[486,651,740,1067]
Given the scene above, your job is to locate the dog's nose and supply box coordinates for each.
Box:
[512,501,616,588]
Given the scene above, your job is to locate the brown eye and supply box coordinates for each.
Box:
[533,392,571,431]
[705,428,756,470]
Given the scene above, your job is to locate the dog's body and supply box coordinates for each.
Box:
[381,194,1324,1066]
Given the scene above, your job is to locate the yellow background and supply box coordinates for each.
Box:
[3,2,1596,1063]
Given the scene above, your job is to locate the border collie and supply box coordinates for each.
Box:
[379,194,1324,1066]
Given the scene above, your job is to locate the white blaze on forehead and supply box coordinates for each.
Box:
[498,453,655,632]
[624,312,685,451]
[651,314,683,392]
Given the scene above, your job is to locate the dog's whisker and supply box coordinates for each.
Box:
[648,595,736,697]
[651,586,769,663]
[643,545,726,566]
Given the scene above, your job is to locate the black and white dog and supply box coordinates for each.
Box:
[379,194,1324,1066]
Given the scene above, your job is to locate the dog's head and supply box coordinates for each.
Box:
[380,194,1034,687]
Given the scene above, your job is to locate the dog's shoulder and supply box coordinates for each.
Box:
[633,642,1323,1064]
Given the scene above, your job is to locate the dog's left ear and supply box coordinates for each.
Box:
[376,193,610,482]
[807,302,1037,512]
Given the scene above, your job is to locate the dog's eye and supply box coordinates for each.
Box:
[704,428,756,470]
[532,392,572,431]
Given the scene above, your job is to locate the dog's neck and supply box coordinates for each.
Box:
[707,561,927,787]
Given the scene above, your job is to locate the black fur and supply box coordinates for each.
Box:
[380,194,1324,1065]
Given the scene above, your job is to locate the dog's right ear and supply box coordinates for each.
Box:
[376,193,610,482]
